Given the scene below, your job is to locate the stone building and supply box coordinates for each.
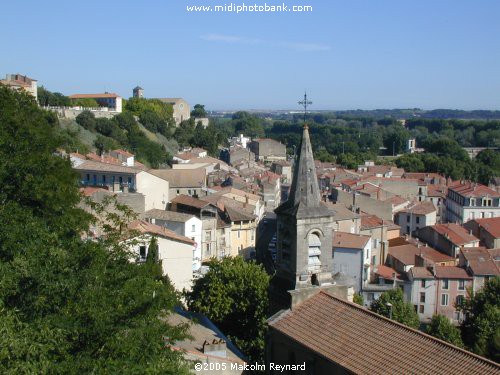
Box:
[132,85,144,98]
[0,73,38,101]
[248,138,286,163]
[158,97,190,125]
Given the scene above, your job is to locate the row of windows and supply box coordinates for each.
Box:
[441,279,466,291]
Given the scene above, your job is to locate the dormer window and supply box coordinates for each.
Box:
[470,198,475,206]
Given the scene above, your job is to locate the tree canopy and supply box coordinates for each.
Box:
[0,86,190,374]
[370,288,420,329]
[185,257,270,362]
[425,315,464,347]
[459,276,500,361]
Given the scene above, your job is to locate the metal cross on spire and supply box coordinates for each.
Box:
[298,92,312,123]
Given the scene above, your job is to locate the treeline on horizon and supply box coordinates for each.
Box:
[213,111,500,184]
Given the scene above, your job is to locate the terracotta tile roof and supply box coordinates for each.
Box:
[398,201,437,215]
[268,291,500,375]
[427,184,447,198]
[472,217,500,238]
[409,266,435,279]
[69,93,120,99]
[79,187,111,197]
[360,213,398,231]
[128,220,195,245]
[385,195,408,206]
[448,181,500,198]
[85,153,122,165]
[332,232,370,250]
[213,186,261,202]
[113,149,134,157]
[74,160,141,174]
[461,248,500,276]
[170,194,211,210]
[150,168,206,188]
[374,265,402,280]
[144,209,196,223]
[434,266,472,279]
[430,224,479,246]
[389,244,454,266]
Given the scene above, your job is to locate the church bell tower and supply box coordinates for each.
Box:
[273,93,336,291]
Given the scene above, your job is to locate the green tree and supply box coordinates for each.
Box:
[191,104,207,118]
[353,293,364,306]
[75,110,96,131]
[426,315,464,347]
[147,236,160,264]
[370,288,420,329]
[72,97,100,107]
[0,86,190,374]
[459,277,500,361]
[231,111,265,138]
[185,257,270,362]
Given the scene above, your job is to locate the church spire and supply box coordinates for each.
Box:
[288,124,322,208]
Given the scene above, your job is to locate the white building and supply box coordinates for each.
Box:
[144,209,203,272]
[0,73,38,101]
[74,160,169,211]
[395,201,437,236]
[69,93,122,112]
[332,232,372,293]
[445,181,500,224]
[127,220,196,291]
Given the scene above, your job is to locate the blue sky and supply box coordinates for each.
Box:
[1,0,499,110]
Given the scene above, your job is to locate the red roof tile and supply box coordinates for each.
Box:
[269,291,499,375]
[431,224,479,246]
[434,266,472,279]
[473,217,500,238]
[128,220,195,245]
[332,232,370,250]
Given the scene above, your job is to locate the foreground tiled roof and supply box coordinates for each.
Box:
[268,291,500,375]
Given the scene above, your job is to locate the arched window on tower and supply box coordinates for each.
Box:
[308,232,322,272]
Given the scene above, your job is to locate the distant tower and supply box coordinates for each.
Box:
[133,86,144,98]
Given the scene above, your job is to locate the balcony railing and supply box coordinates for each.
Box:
[80,180,136,192]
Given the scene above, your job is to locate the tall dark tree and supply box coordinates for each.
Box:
[459,276,500,361]
[0,86,190,374]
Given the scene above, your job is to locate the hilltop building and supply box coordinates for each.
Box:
[158,97,190,125]
[69,92,122,112]
[132,85,144,98]
[0,73,38,101]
